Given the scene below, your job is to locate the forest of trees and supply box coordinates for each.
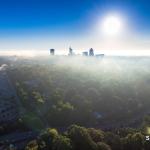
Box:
[8,57,150,128]
[25,124,150,150]
[3,56,150,149]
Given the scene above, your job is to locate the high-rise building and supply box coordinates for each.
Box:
[95,54,105,58]
[68,47,74,56]
[50,49,55,55]
[89,48,94,56]
[82,51,88,56]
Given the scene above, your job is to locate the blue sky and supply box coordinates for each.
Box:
[0,0,150,51]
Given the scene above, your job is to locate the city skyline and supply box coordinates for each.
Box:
[0,0,150,54]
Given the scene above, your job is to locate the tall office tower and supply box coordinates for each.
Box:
[82,51,88,56]
[50,49,55,55]
[89,48,94,56]
[68,47,74,56]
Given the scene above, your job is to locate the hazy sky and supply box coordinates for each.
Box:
[0,0,150,52]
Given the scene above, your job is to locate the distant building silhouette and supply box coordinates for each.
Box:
[50,49,55,55]
[82,51,88,56]
[89,48,94,56]
[68,47,74,56]
[95,54,105,58]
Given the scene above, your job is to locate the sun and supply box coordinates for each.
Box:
[102,15,122,36]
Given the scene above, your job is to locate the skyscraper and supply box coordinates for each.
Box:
[89,48,94,56]
[50,49,55,55]
[68,47,74,56]
[82,51,88,56]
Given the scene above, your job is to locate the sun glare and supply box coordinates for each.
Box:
[102,15,122,36]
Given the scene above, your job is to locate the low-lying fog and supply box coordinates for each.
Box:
[1,50,150,57]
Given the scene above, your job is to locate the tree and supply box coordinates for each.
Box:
[47,101,74,126]
[97,142,111,150]
[131,132,145,150]
[87,128,104,143]
[40,128,58,150]
[52,135,73,150]
[67,125,97,150]
[104,132,122,150]
[32,91,44,104]
[25,140,38,150]
[122,132,145,150]
[122,134,134,150]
